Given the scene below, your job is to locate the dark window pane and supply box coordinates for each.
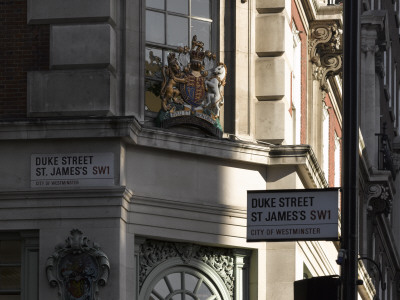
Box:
[146,0,165,10]
[167,15,188,47]
[0,296,20,300]
[167,0,188,14]
[191,19,211,50]
[145,80,163,112]
[191,0,210,18]
[145,48,163,79]
[0,266,21,290]
[0,241,21,264]
[146,11,165,44]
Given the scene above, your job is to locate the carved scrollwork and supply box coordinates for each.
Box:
[309,22,343,91]
[139,240,234,297]
[46,229,110,300]
[367,183,392,216]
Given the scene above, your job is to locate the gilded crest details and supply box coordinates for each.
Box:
[157,36,227,138]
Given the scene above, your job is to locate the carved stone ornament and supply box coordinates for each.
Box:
[139,240,234,297]
[309,22,343,91]
[156,35,226,138]
[46,229,110,300]
[367,183,392,216]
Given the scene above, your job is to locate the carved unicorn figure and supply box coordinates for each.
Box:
[204,63,227,116]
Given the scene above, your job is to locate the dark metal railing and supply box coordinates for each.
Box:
[376,124,397,180]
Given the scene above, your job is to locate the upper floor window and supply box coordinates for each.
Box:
[0,232,38,300]
[145,0,217,113]
[334,133,341,187]
[322,102,330,180]
[292,23,302,145]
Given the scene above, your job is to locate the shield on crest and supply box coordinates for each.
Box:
[180,74,206,107]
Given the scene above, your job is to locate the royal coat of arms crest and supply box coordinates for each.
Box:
[157,36,227,138]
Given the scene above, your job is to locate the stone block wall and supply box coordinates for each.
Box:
[26,0,118,117]
[254,0,293,144]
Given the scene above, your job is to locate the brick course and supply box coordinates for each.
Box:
[0,0,49,118]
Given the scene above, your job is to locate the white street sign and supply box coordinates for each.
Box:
[247,189,339,241]
[31,153,114,188]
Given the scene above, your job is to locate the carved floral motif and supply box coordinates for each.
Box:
[139,240,234,297]
[309,22,343,91]
[367,183,392,216]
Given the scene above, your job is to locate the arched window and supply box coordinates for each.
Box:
[137,240,250,300]
[140,261,230,300]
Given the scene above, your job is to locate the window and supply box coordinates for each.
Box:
[388,44,392,106]
[334,133,341,187]
[292,23,302,145]
[144,266,226,300]
[137,240,249,300]
[0,239,21,299]
[393,64,397,120]
[322,102,330,180]
[145,0,217,113]
[0,232,38,300]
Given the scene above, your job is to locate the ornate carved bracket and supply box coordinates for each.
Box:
[366,183,392,216]
[309,22,343,91]
[139,239,235,297]
[46,229,110,300]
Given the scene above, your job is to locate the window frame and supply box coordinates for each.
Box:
[144,0,220,115]
[139,258,231,300]
[0,231,38,300]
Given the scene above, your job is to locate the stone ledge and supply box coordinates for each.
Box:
[27,0,117,25]
[0,117,326,188]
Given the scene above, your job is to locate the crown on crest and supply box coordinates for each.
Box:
[190,35,206,64]
[177,35,216,72]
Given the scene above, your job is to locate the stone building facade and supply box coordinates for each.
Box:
[358,0,400,299]
[1,0,399,299]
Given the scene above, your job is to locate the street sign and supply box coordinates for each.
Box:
[247,189,339,241]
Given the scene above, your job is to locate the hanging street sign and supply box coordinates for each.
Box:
[247,188,340,241]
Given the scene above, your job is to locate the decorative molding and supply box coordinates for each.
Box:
[309,21,343,91]
[360,43,378,55]
[139,239,235,297]
[46,229,110,300]
[0,117,327,188]
[366,183,392,216]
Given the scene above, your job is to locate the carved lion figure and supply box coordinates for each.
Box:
[160,53,187,111]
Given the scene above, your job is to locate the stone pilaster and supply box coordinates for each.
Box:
[360,11,388,171]
[254,0,292,144]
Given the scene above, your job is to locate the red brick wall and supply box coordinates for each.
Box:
[0,0,49,118]
[325,93,342,187]
[292,0,308,144]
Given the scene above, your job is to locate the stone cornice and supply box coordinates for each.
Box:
[0,186,132,201]
[0,117,326,188]
[301,0,343,23]
[0,187,133,223]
